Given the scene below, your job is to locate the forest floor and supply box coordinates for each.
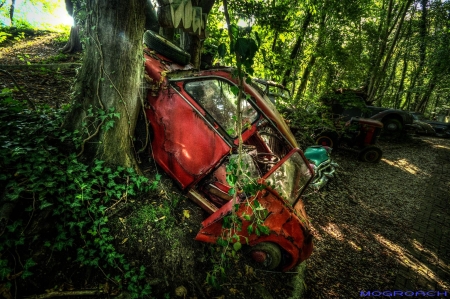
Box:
[1,30,449,299]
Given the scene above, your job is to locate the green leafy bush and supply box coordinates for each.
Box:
[0,99,157,298]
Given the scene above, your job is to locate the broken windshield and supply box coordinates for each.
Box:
[185,79,259,138]
[264,151,312,206]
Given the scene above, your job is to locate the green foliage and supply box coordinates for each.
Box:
[0,0,65,29]
[128,189,181,232]
[43,52,69,63]
[205,7,271,287]
[0,30,11,43]
[0,98,158,297]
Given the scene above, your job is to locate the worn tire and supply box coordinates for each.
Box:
[143,30,191,65]
[383,118,403,134]
[358,146,382,163]
[249,242,282,270]
[315,132,339,148]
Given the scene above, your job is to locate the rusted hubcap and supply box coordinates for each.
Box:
[250,250,267,263]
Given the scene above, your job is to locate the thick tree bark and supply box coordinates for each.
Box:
[61,26,82,53]
[64,0,146,167]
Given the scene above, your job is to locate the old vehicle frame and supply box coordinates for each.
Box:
[142,30,314,271]
[323,89,414,135]
[315,117,384,163]
[410,112,449,138]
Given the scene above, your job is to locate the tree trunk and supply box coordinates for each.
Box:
[281,9,312,86]
[294,54,316,102]
[411,0,428,110]
[415,75,437,112]
[395,51,408,109]
[64,0,146,168]
[366,0,393,102]
[404,73,416,111]
[61,0,82,54]
[9,0,15,24]
[395,13,414,110]
[366,0,412,104]
[61,26,82,53]
[180,31,204,69]
[375,50,400,107]
[293,9,327,102]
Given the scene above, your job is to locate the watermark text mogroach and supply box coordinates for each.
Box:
[360,290,448,297]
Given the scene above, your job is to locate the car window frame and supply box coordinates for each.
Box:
[182,77,260,139]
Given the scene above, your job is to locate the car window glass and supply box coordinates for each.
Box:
[185,79,258,137]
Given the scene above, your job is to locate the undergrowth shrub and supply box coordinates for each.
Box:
[0,96,158,298]
[277,103,336,148]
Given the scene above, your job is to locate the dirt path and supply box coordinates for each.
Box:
[304,136,450,298]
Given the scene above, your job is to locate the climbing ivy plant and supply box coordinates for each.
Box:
[205,0,271,288]
[0,96,158,298]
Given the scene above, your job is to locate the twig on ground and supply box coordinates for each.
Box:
[23,289,108,299]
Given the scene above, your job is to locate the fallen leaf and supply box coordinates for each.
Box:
[183,210,190,219]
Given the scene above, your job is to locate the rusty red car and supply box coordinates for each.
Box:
[142,30,314,271]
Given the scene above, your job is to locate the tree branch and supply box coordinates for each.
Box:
[24,289,108,299]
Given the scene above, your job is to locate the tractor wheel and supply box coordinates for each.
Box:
[249,242,282,270]
[143,30,191,65]
[382,118,403,134]
[358,146,383,163]
[315,132,339,148]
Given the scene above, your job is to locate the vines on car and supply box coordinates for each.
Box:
[205,0,270,288]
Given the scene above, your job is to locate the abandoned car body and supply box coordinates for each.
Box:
[143,31,314,271]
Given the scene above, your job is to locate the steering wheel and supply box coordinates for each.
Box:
[256,152,280,164]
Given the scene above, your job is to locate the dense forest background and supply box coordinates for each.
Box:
[2,0,450,115]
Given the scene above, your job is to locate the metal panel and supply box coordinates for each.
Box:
[146,85,231,189]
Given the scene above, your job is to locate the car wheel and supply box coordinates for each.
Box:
[143,30,191,65]
[315,132,339,148]
[358,146,382,163]
[249,242,282,270]
[382,118,403,134]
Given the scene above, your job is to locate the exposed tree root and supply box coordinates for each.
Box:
[60,26,82,54]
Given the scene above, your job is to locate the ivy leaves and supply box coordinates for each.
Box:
[0,103,157,298]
